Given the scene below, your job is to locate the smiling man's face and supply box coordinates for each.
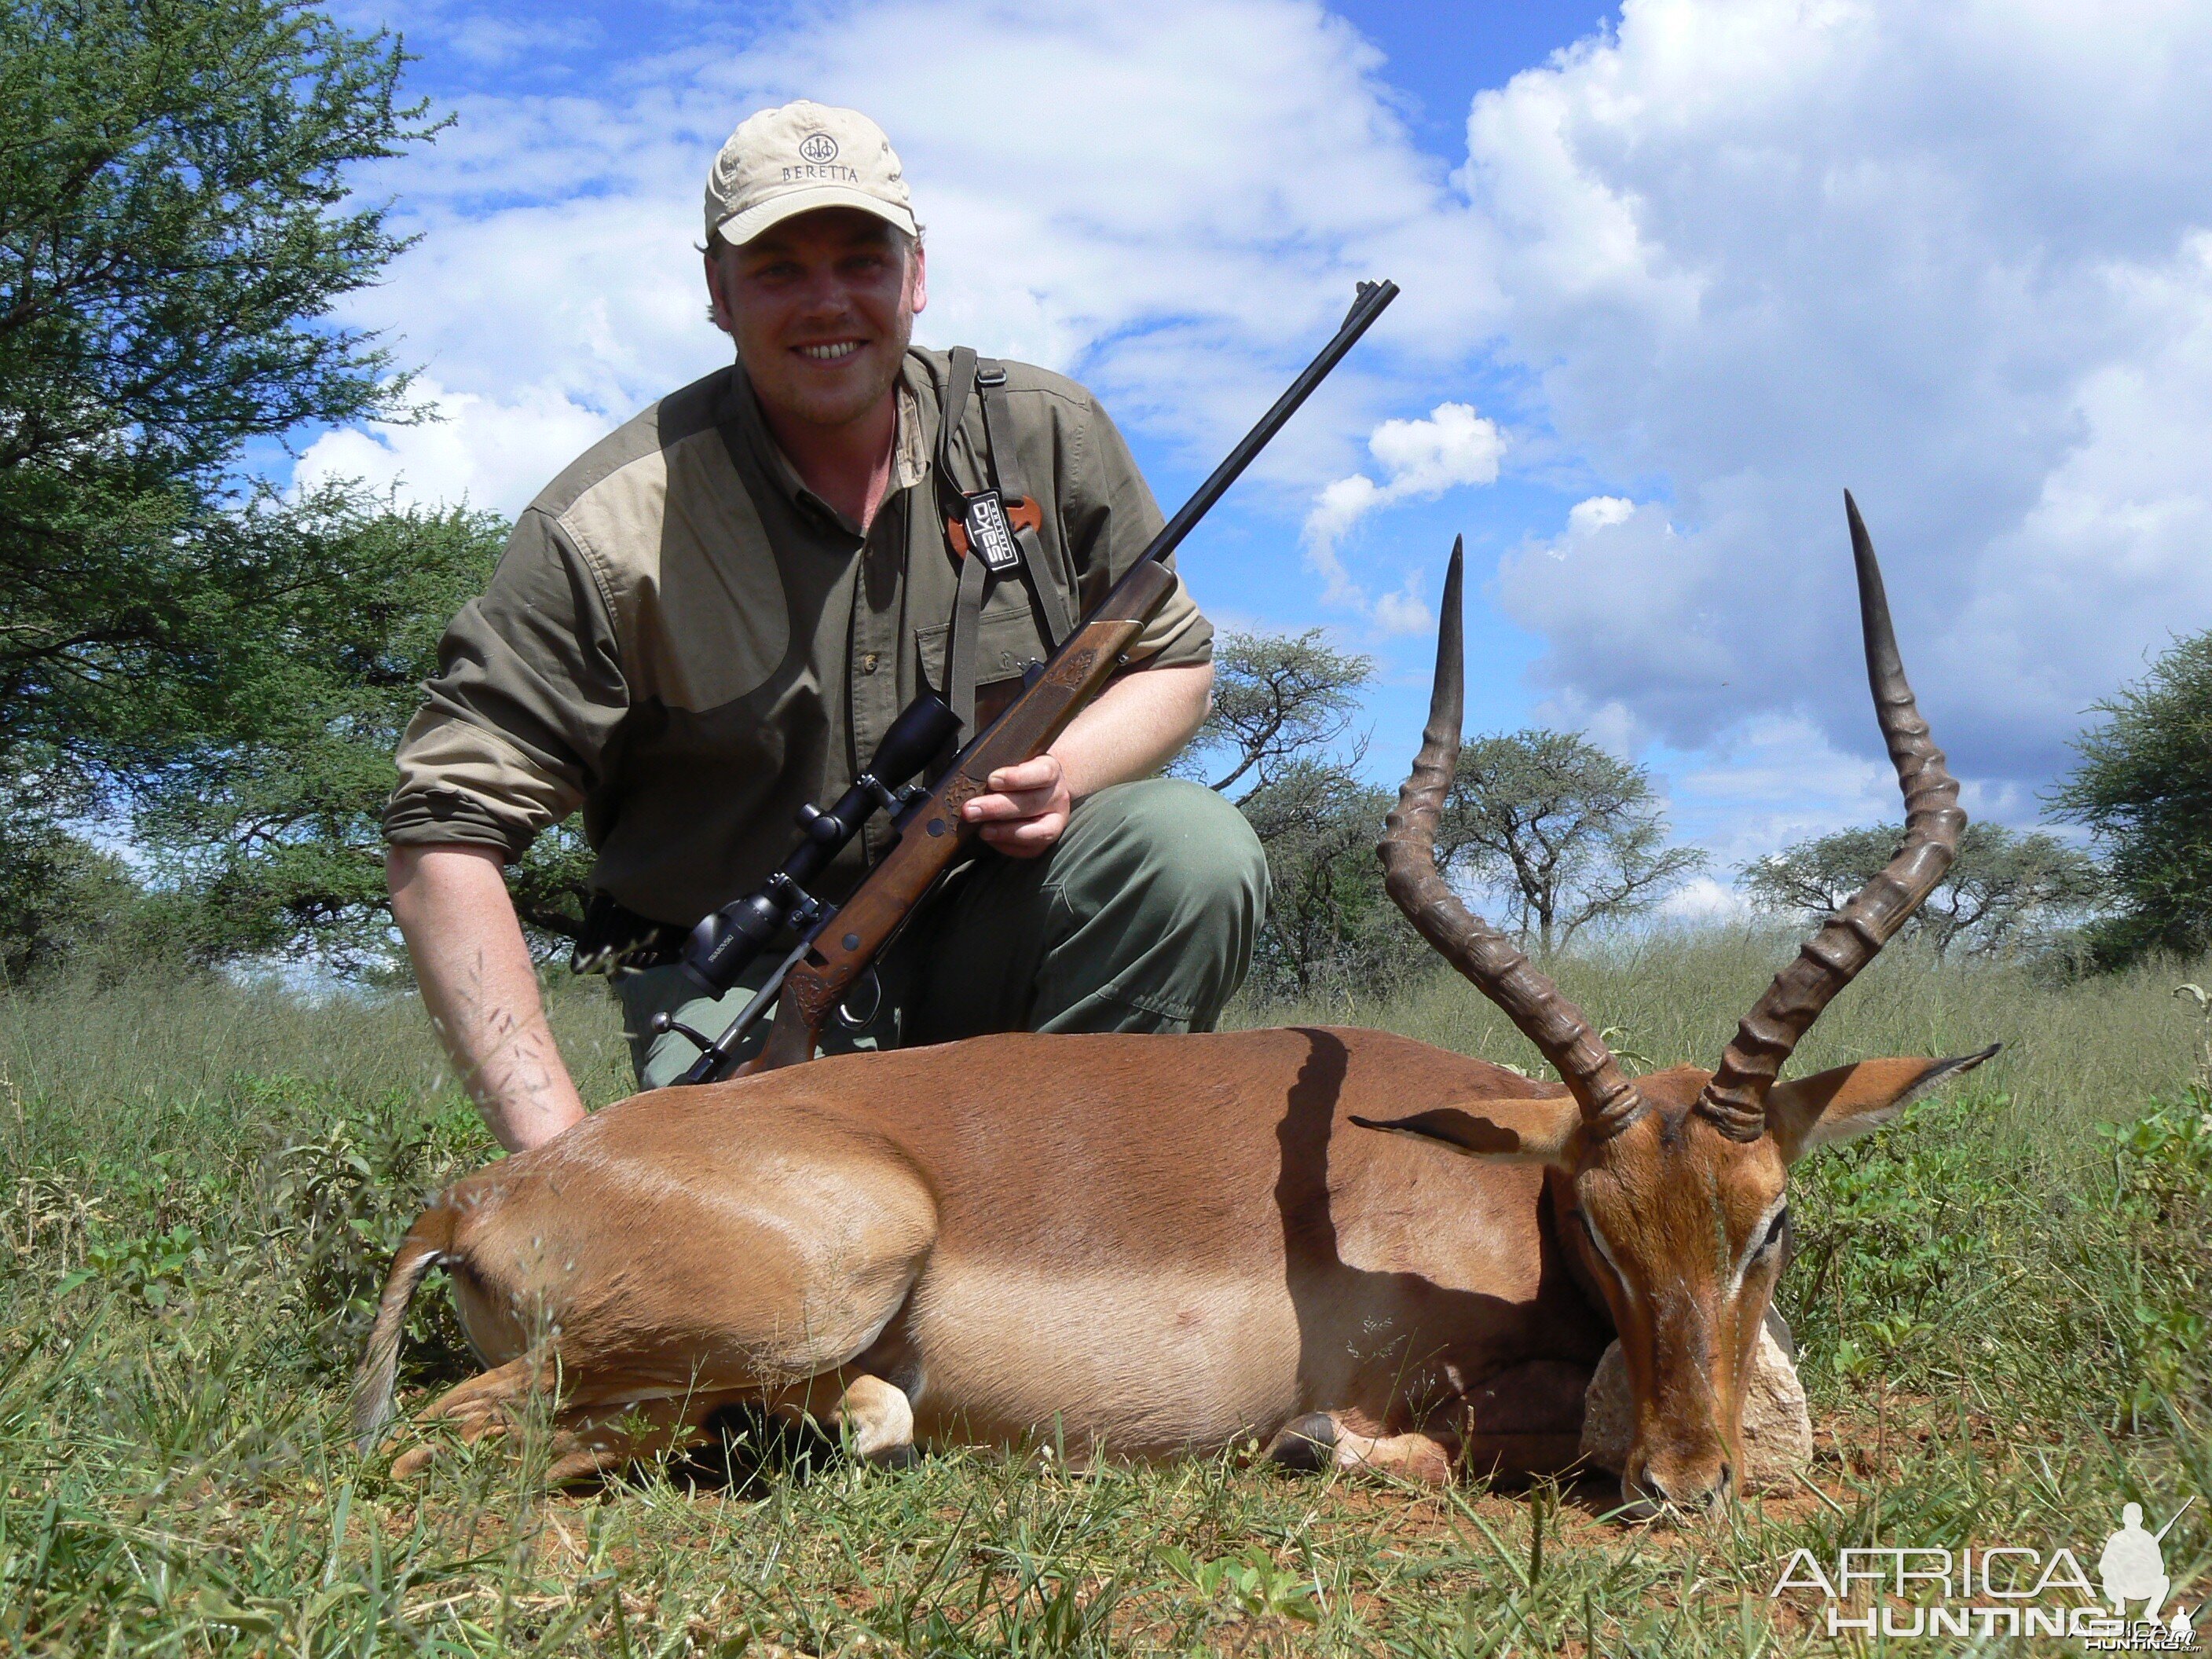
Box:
[706,207,927,434]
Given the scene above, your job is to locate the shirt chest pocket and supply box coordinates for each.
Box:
[913,597,1049,700]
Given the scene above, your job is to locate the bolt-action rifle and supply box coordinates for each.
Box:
[653,278,1400,1084]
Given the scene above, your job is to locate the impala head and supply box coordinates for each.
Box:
[1363,496,1994,1516]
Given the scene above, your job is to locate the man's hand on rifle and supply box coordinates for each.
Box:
[958,661,1214,858]
[962,753,1074,856]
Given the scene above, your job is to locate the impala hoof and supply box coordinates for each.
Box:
[1268,1412,1338,1472]
[867,1442,920,1470]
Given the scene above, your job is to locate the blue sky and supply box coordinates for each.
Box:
[306,0,2212,914]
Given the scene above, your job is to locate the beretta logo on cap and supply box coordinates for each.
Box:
[705,101,917,248]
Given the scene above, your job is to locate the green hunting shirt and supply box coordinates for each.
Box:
[382,347,1213,927]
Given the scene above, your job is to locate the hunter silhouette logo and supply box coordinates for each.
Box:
[798,132,839,164]
[2101,1500,2196,1633]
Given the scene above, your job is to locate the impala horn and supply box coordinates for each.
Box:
[1379,537,1650,1139]
[1694,493,1966,1141]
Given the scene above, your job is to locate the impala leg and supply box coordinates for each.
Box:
[405,1382,774,1486]
[1266,1412,1457,1485]
[388,1354,552,1478]
[1331,1426,1458,1485]
[537,1388,753,1486]
[1282,1363,1589,1486]
[829,1374,917,1467]
[756,1370,918,1469]
[1266,1412,1339,1472]
[1456,1358,1591,1483]
[388,1357,749,1485]
[383,1358,926,1488]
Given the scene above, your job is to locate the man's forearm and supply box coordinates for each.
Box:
[387,844,588,1153]
[1052,660,1213,798]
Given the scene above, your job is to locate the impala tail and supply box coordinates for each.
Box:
[350,1203,457,1451]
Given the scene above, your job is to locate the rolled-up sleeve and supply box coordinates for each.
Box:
[1062,398,1214,668]
[383,508,628,859]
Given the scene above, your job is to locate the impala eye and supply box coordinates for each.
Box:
[1757,1208,1790,1254]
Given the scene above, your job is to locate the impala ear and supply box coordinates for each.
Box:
[1351,1094,1584,1170]
[1766,1045,2001,1163]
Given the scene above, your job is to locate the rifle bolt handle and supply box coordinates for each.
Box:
[646,1012,720,1053]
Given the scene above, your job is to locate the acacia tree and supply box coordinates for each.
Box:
[1438,731,1705,954]
[1232,758,1415,1001]
[1740,821,2104,961]
[1179,628,1372,797]
[1185,642,1708,987]
[1165,629,1401,998]
[0,0,430,764]
[138,498,595,969]
[2050,628,2212,966]
[0,0,445,969]
[0,795,140,979]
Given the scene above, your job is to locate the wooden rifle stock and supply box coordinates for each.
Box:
[749,561,1176,1070]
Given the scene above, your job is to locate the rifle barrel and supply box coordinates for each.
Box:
[2154,1496,2196,1542]
[1136,280,1398,577]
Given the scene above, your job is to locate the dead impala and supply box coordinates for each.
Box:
[356,493,1993,1511]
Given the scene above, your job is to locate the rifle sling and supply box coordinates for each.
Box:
[945,551,988,739]
[976,364,1075,648]
[933,350,1072,738]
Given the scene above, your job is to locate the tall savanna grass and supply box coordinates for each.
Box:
[2,933,2207,1653]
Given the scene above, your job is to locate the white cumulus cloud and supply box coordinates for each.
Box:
[322,0,1477,491]
[1657,875,1753,927]
[294,380,613,516]
[1302,401,1503,617]
[1566,495,1634,537]
[1470,0,2212,792]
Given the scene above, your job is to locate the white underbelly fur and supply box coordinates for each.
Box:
[900,1262,1305,1455]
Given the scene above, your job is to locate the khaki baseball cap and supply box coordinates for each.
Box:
[705,100,917,249]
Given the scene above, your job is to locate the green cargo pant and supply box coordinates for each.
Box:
[617,777,1267,1090]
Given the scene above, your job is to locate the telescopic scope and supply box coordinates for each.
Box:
[678,691,961,995]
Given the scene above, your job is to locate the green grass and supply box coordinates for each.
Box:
[2,936,2207,1654]
[1251,926,2207,1132]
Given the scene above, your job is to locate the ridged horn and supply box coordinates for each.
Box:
[1694,493,1966,1141]
[1379,537,1650,1138]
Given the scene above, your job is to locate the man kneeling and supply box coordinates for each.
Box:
[383,100,1263,1148]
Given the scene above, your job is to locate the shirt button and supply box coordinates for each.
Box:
[862,652,880,674]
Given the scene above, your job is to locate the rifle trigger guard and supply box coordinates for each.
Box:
[836,965,884,1032]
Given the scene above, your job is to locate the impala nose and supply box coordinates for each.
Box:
[1626,1456,1734,1514]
